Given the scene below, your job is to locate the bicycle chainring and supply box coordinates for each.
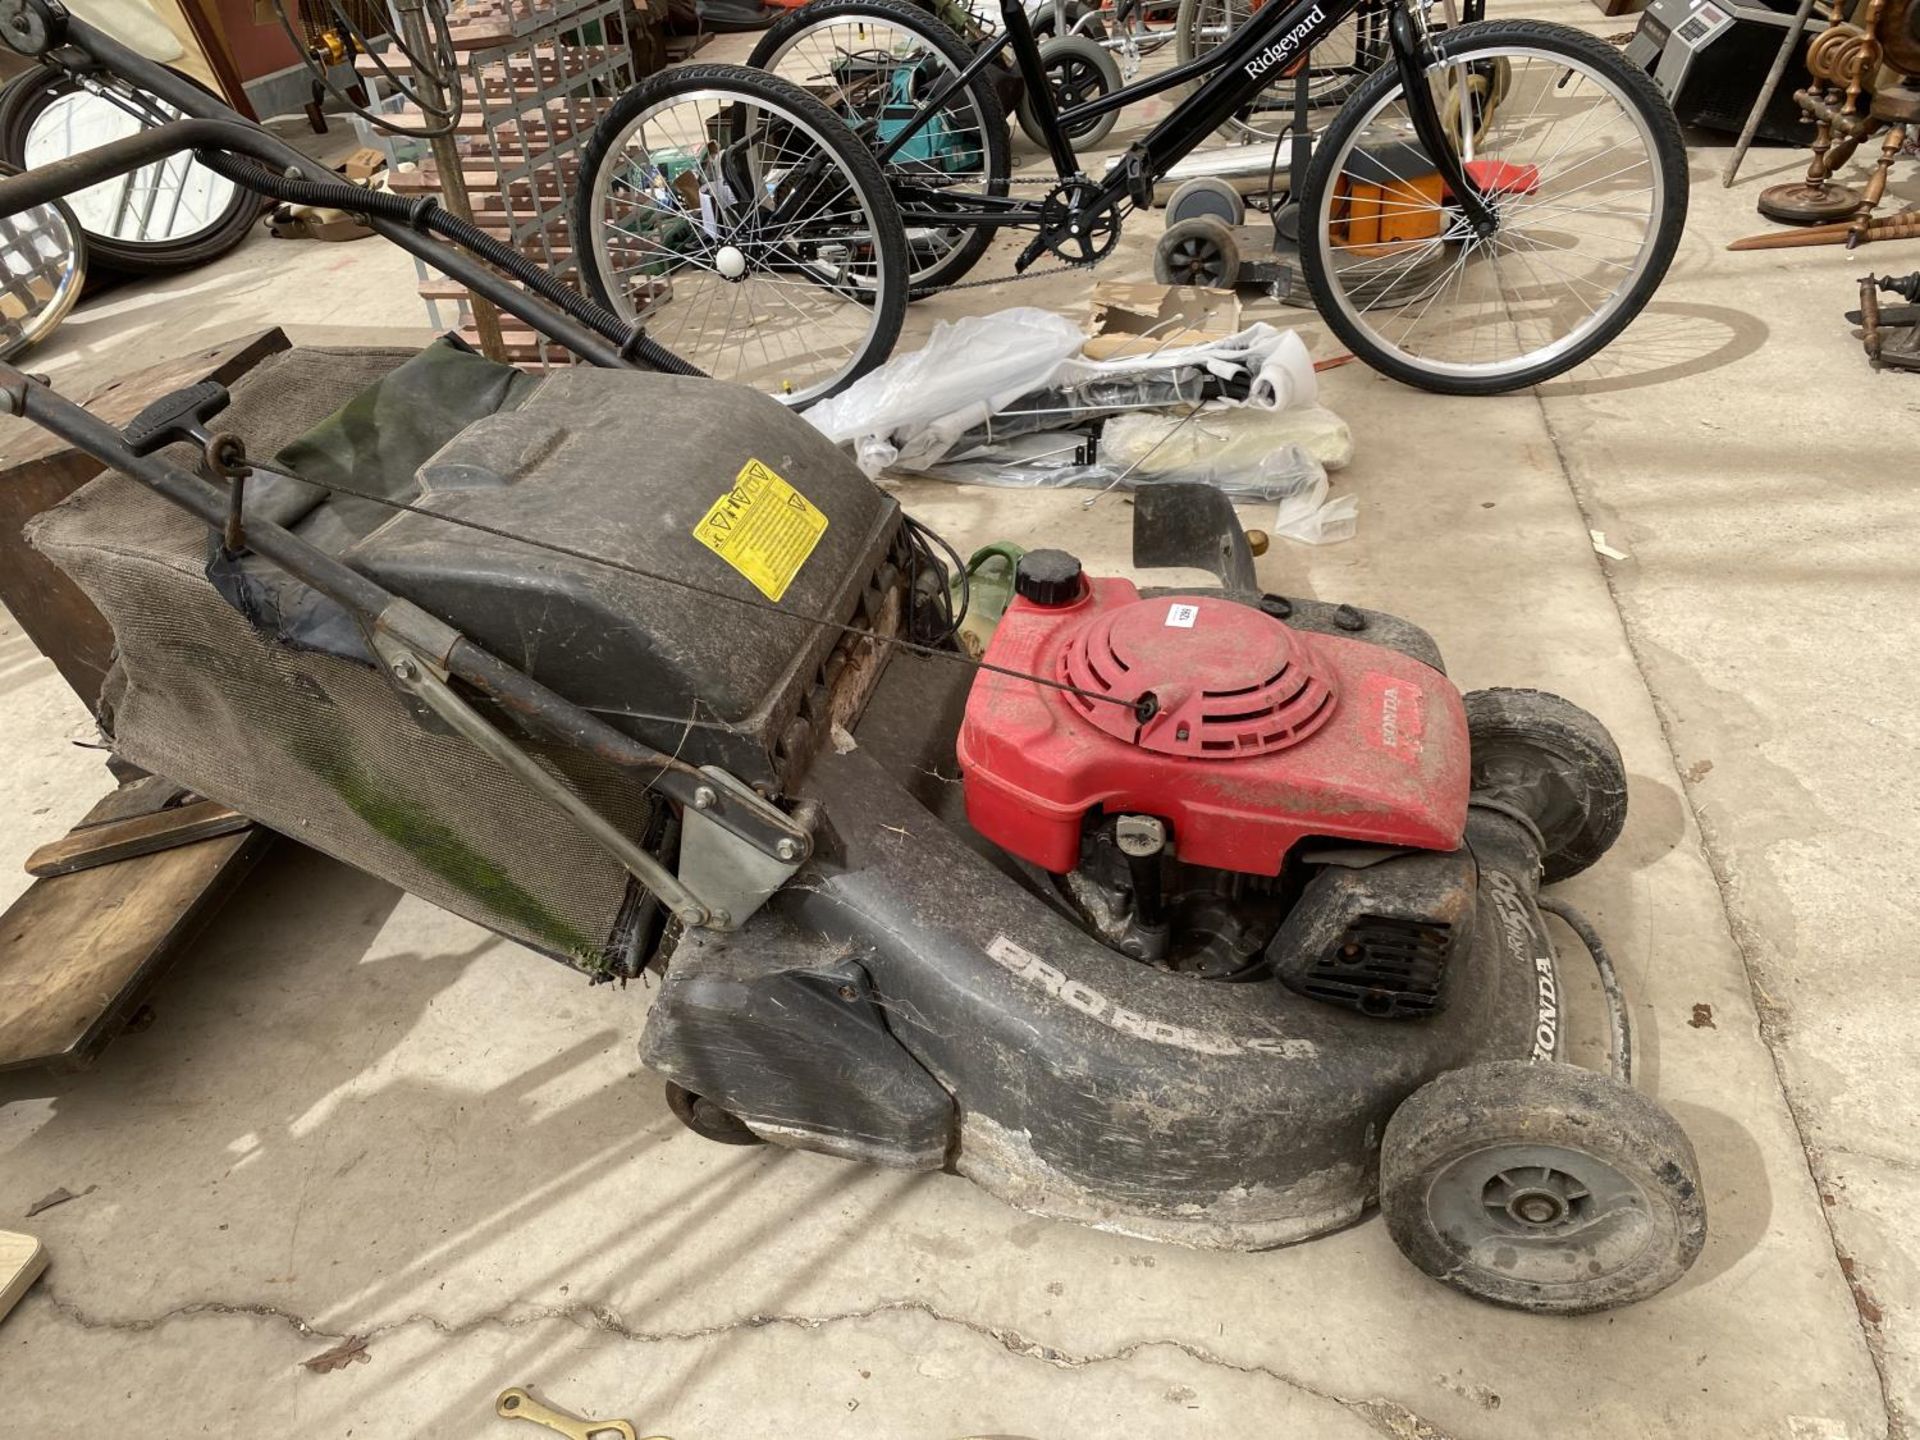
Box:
[1039,181,1122,265]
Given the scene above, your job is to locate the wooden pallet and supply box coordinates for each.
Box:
[0,819,271,1073]
[381,0,657,358]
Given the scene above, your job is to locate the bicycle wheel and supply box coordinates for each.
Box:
[576,64,910,406]
[1298,21,1687,395]
[1175,0,1388,143]
[747,0,1010,293]
[0,65,255,276]
[0,169,86,362]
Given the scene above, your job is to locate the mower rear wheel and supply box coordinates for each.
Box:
[665,1082,767,1146]
[1464,687,1627,883]
[1380,1060,1706,1314]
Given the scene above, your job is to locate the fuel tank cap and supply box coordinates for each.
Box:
[1014,548,1084,607]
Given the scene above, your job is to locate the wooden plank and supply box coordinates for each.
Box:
[74,775,194,830]
[0,329,291,710]
[0,1231,47,1324]
[25,800,251,879]
[0,828,273,1073]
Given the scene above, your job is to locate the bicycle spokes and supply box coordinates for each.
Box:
[1310,41,1667,384]
[754,12,1000,291]
[587,89,892,402]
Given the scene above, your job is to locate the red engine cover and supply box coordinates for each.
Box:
[956,580,1470,876]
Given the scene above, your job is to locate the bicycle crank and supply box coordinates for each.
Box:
[1016,180,1123,270]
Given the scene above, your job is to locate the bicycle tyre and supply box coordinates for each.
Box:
[575,63,910,406]
[0,65,256,277]
[747,0,1010,293]
[1297,20,1687,395]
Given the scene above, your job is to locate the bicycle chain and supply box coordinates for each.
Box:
[906,176,1125,294]
[929,257,1096,292]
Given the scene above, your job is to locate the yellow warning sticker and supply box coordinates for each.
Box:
[691,459,829,602]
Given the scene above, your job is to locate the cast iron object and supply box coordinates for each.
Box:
[1854,270,1920,369]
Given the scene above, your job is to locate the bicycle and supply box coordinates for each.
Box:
[1175,0,1400,141]
[745,0,1402,286]
[574,0,1688,403]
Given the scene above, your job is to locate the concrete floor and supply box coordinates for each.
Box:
[3,7,1917,1435]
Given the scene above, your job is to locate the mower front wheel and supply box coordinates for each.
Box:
[665,1082,767,1146]
[1464,687,1628,883]
[1379,1060,1705,1314]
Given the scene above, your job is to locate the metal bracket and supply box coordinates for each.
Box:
[372,597,461,671]
[676,766,805,932]
[366,628,717,929]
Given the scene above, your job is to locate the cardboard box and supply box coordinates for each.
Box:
[1083,280,1241,361]
[338,146,388,183]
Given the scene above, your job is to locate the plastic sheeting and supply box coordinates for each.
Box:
[804,306,1358,543]
[804,307,1320,476]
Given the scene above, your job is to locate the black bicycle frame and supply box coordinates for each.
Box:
[875,0,1492,247]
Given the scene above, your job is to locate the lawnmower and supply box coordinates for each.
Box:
[0,0,1703,1317]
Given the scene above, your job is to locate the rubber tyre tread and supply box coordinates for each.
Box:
[1297,20,1688,395]
[747,0,1011,294]
[1464,686,1627,883]
[575,63,910,406]
[1380,1059,1706,1314]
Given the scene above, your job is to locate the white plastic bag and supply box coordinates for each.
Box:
[803,308,1088,475]
[804,308,1321,477]
[1273,473,1359,545]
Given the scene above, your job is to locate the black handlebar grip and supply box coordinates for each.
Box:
[122,380,232,456]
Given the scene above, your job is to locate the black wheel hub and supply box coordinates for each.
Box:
[1039,181,1121,265]
[1052,57,1102,108]
[1162,230,1230,286]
